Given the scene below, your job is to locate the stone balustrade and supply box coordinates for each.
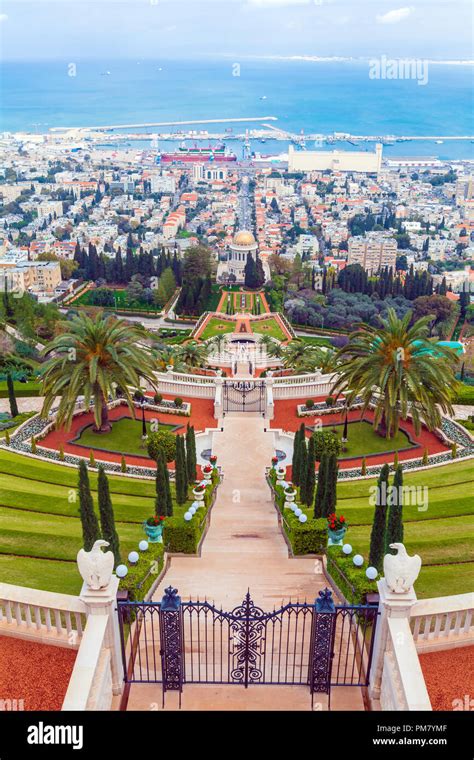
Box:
[62,616,112,711]
[0,582,87,647]
[410,593,474,653]
[381,616,432,711]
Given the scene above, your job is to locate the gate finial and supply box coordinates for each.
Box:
[161,586,181,611]
[316,588,335,613]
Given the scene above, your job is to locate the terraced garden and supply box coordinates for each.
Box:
[0,448,194,595]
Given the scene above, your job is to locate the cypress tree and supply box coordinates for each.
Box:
[323,453,338,517]
[155,449,173,517]
[175,435,188,505]
[186,424,197,482]
[78,460,100,551]
[6,372,18,418]
[385,465,404,555]
[97,465,121,566]
[304,435,316,506]
[314,453,328,518]
[369,463,389,571]
[299,437,308,504]
[292,427,302,486]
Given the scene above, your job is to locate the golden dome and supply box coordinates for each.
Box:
[233,230,256,246]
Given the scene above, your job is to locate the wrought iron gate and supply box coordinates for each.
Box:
[223,380,265,414]
[117,587,379,707]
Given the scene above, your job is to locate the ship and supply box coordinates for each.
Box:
[158,143,237,163]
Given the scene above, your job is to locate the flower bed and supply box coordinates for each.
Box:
[325,546,377,605]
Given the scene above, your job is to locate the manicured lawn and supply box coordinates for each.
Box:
[300,336,333,348]
[289,458,473,599]
[327,420,416,458]
[73,417,180,457]
[251,317,287,341]
[199,317,236,340]
[75,287,161,313]
[0,447,195,594]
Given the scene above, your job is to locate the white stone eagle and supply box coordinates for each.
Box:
[383,543,422,594]
[77,540,114,590]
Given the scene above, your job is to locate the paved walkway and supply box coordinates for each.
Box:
[127,416,365,711]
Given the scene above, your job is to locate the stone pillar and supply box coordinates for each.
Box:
[214,372,223,420]
[368,577,418,701]
[79,575,124,696]
[265,371,274,420]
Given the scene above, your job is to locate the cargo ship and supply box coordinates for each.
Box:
[158,143,237,163]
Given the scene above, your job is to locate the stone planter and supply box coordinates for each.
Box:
[276,467,286,481]
[143,522,163,543]
[193,487,206,503]
[284,488,297,509]
[328,526,347,546]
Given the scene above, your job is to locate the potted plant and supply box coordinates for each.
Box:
[276,465,286,481]
[305,399,315,410]
[210,455,217,467]
[174,397,183,408]
[143,515,165,543]
[271,456,279,468]
[327,513,347,544]
[154,392,163,405]
[193,483,206,502]
[284,482,297,501]
[202,464,213,480]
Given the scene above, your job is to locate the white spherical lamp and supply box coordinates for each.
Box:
[184,511,193,521]
[192,501,200,510]
[366,566,378,580]
[342,544,352,555]
[353,554,364,567]
[138,540,149,552]
[128,551,139,565]
[294,508,302,517]
[298,513,308,523]
[116,564,128,578]
[189,506,197,515]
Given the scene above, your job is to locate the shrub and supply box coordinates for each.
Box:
[119,542,165,602]
[451,443,457,459]
[283,513,327,555]
[4,429,10,445]
[393,451,399,469]
[312,429,342,461]
[154,393,163,404]
[305,399,315,409]
[361,457,367,476]
[31,436,37,454]
[325,396,335,407]
[134,389,145,402]
[454,384,474,405]
[147,429,177,463]
[89,450,96,468]
[174,397,183,408]
[121,455,127,473]
[422,447,429,466]
[326,546,378,605]
[59,444,65,461]
[163,518,201,553]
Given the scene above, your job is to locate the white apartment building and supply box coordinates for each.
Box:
[37,200,64,219]
[348,233,398,272]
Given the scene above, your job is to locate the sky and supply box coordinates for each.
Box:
[0,0,472,61]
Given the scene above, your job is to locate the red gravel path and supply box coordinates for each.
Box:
[271,398,450,470]
[419,646,474,711]
[39,394,215,470]
[0,636,77,711]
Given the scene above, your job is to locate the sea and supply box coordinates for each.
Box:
[0,58,473,160]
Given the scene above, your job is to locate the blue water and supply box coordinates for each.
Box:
[1,59,473,159]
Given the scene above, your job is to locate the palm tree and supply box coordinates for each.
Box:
[178,341,209,369]
[330,308,458,438]
[152,344,185,373]
[40,312,157,433]
[281,340,324,373]
[207,334,227,356]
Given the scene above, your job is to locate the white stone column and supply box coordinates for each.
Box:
[369,577,418,701]
[79,575,124,696]
[214,372,223,420]
[265,371,274,421]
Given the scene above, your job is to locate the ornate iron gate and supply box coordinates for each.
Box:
[223,380,265,414]
[117,587,379,708]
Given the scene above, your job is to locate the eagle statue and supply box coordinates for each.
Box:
[383,543,422,594]
[77,540,115,590]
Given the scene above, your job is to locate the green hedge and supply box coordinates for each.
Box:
[270,474,327,555]
[454,384,474,405]
[119,541,165,602]
[163,474,219,554]
[326,545,377,605]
